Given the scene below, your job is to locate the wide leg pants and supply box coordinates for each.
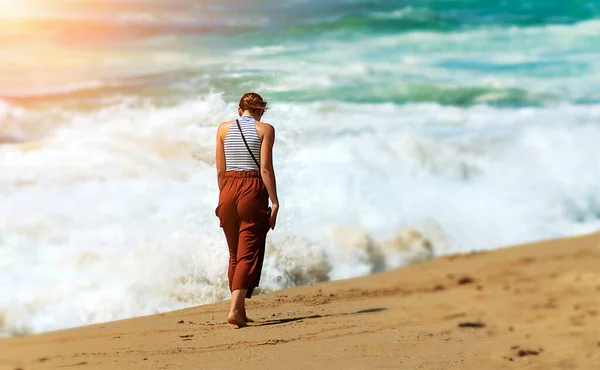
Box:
[216,171,270,298]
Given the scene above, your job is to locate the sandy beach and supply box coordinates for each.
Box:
[1,232,599,369]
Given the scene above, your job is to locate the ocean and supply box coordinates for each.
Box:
[1,0,600,337]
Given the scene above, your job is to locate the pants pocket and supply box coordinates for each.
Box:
[215,202,224,227]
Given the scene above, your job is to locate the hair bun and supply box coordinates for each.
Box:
[239,92,268,116]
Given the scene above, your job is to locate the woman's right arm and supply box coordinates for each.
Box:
[259,124,279,229]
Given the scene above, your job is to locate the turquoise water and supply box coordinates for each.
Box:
[2,0,600,106]
[1,0,600,336]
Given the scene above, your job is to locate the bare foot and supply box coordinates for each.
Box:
[227,312,248,328]
[240,309,254,323]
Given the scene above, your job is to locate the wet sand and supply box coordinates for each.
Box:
[1,232,599,370]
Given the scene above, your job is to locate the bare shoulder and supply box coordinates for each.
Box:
[255,121,275,136]
[218,120,235,130]
[217,120,234,138]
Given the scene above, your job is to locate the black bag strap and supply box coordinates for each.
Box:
[236,119,261,170]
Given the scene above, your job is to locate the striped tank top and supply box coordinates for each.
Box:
[224,115,261,171]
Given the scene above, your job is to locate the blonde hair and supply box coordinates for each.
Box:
[239,92,268,119]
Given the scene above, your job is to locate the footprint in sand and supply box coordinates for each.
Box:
[457,276,475,285]
[457,321,486,328]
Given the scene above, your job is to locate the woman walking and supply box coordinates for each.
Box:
[215,92,279,328]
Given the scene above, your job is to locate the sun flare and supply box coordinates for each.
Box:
[0,0,79,17]
[0,0,29,17]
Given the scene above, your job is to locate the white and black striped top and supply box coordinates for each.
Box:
[224,115,261,171]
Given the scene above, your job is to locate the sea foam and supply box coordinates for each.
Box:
[1,93,599,336]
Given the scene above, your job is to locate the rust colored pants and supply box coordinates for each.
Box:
[216,171,270,299]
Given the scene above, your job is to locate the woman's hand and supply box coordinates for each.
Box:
[268,203,279,230]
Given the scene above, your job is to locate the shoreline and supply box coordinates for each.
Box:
[1,231,599,369]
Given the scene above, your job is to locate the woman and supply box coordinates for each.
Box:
[215,92,279,328]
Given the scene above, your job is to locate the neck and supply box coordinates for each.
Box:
[241,110,259,120]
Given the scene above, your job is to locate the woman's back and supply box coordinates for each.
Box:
[223,115,261,172]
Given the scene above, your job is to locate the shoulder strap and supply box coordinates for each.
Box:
[236,119,261,170]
